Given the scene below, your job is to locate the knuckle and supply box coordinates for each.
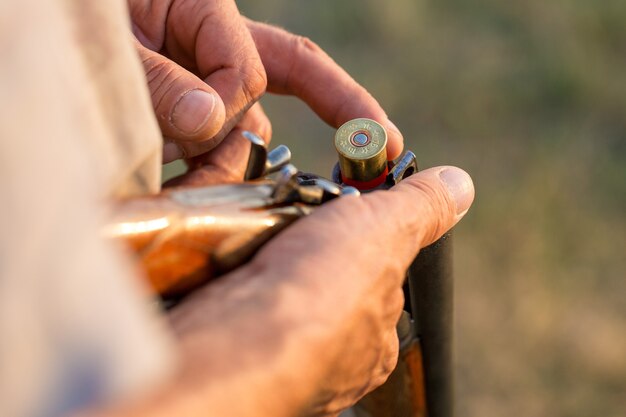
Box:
[284,34,324,93]
[369,372,391,392]
[240,60,267,102]
[292,34,323,55]
[357,192,406,242]
[349,197,386,231]
[369,332,399,389]
[142,56,171,85]
[142,57,180,106]
[386,289,405,321]
[338,196,391,242]
[400,176,455,245]
[129,2,169,50]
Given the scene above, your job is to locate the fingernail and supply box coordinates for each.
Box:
[439,167,474,215]
[171,89,216,135]
[163,141,184,163]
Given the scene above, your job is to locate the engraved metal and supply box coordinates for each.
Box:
[334,118,388,182]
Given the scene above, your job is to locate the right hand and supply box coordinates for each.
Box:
[166,166,474,417]
[131,0,404,182]
[130,0,266,162]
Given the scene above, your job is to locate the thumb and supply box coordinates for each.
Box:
[251,165,474,286]
[366,166,474,252]
[135,42,226,162]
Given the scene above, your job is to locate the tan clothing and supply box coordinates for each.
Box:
[0,1,173,417]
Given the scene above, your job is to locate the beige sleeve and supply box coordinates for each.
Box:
[0,1,174,417]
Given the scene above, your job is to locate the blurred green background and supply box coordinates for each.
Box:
[169,0,626,415]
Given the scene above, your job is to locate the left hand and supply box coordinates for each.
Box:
[84,166,473,417]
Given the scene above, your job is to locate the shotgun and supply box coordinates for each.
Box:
[105,119,453,417]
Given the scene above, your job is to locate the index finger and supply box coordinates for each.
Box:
[246,20,404,160]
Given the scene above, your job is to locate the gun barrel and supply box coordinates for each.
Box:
[334,119,454,417]
[408,234,454,417]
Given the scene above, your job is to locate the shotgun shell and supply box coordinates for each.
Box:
[334,118,388,189]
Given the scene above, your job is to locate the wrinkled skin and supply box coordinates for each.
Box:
[87,166,474,417]
[86,1,475,416]
[129,0,404,174]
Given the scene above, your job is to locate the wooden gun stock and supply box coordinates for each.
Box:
[104,182,306,297]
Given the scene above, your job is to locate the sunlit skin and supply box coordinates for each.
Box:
[79,1,474,416]
[85,167,474,417]
[129,0,404,167]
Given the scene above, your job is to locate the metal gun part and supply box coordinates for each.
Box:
[243,131,292,180]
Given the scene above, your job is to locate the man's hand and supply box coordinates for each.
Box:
[163,102,273,187]
[169,19,406,186]
[95,166,473,417]
[130,0,266,162]
[129,0,403,181]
